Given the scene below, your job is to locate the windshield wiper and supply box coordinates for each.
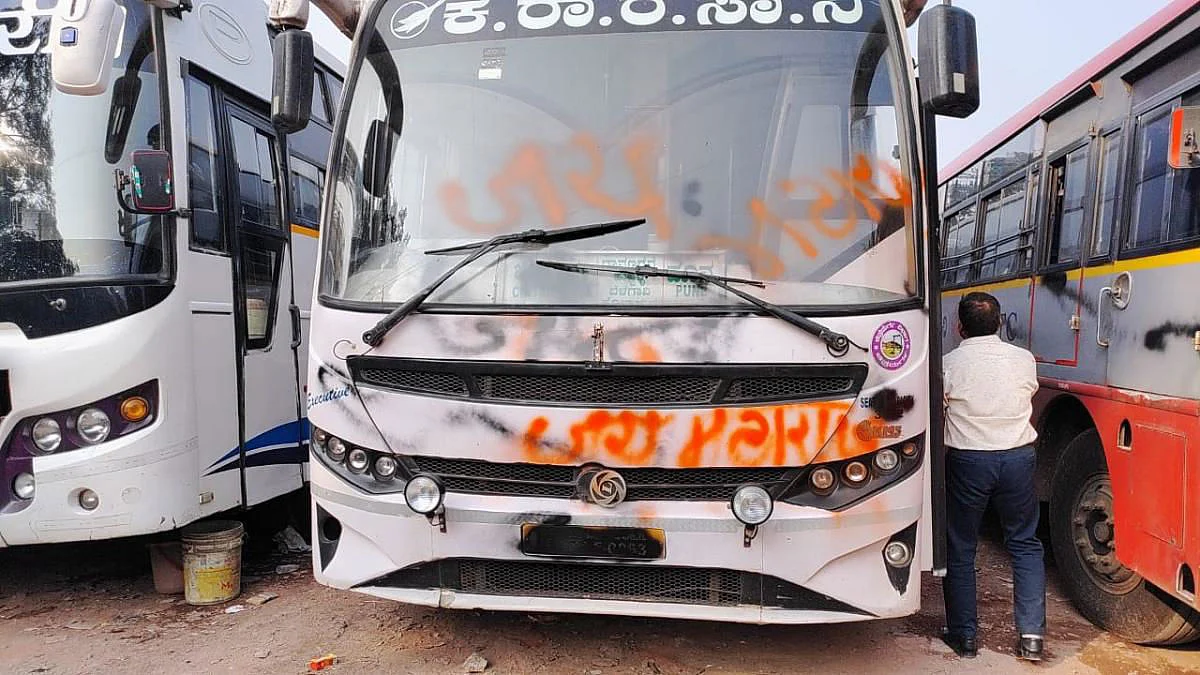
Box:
[535,260,866,358]
[361,218,646,347]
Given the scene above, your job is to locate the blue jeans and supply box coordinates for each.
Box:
[943,446,1046,638]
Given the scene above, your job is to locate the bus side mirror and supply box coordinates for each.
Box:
[272,28,314,134]
[122,149,175,214]
[50,0,126,96]
[1169,107,1200,169]
[917,4,980,119]
[363,119,397,198]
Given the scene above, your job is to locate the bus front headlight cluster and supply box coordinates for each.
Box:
[310,426,408,492]
[6,381,158,458]
[782,439,924,512]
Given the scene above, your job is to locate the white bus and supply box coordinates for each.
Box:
[277,0,979,624]
[0,0,343,546]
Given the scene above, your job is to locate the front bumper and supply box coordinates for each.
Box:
[311,460,925,623]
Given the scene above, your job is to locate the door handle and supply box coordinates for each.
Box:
[1097,287,1112,347]
[289,304,302,349]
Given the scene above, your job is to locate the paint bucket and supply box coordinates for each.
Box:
[181,520,244,606]
[147,541,184,595]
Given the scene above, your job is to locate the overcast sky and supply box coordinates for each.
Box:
[301,0,1175,170]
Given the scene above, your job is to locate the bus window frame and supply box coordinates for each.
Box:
[1036,136,1095,275]
[973,171,1032,284]
[1085,123,1128,265]
[939,198,981,289]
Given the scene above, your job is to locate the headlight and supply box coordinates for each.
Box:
[346,448,369,473]
[77,408,112,444]
[326,437,347,462]
[30,418,62,454]
[884,541,913,568]
[874,448,900,472]
[374,454,398,480]
[809,467,835,493]
[731,485,773,526]
[404,474,444,514]
[312,428,329,451]
[12,472,35,500]
[844,461,869,485]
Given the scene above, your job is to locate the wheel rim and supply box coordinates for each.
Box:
[1071,474,1140,594]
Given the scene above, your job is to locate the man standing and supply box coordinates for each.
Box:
[941,291,1045,661]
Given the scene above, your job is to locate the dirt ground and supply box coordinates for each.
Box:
[1,523,1198,675]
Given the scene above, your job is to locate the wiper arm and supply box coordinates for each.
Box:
[535,260,866,358]
[361,218,646,347]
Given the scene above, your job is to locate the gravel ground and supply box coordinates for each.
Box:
[1,523,1198,675]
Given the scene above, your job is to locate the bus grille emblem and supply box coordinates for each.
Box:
[586,469,627,508]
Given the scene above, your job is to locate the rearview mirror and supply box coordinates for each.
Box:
[50,0,126,96]
[918,4,980,118]
[127,150,175,213]
[272,28,315,134]
[363,119,397,198]
[1169,107,1200,169]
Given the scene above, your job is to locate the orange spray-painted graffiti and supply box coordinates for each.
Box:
[437,133,915,281]
[520,400,883,468]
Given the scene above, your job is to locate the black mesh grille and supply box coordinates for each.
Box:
[358,368,468,396]
[725,376,855,402]
[459,561,741,605]
[409,456,794,501]
[366,559,873,614]
[478,374,720,405]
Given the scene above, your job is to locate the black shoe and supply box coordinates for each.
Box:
[940,629,978,659]
[1017,636,1044,661]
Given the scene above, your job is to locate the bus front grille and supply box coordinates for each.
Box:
[409,455,798,501]
[365,559,872,614]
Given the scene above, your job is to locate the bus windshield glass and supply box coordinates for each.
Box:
[321,0,916,310]
[0,1,166,288]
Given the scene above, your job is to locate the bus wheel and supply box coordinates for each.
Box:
[1050,429,1200,645]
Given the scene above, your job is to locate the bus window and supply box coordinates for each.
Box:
[941,205,977,286]
[325,73,343,114]
[1091,132,1121,258]
[311,70,331,124]
[186,77,224,251]
[1128,110,1173,249]
[979,181,1025,279]
[230,118,281,231]
[241,236,280,348]
[291,157,325,231]
[1045,146,1088,265]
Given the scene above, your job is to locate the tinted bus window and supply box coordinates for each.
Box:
[186,78,224,251]
[291,157,324,231]
[1129,111,1172,249]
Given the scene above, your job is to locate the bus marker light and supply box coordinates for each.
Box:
[404,474,444,515]
[884,541,912,568]
[900,442,918,457]
[810,467,836,492]
[79,489,100,511]
[312,428,329,451]
[77,408,111,444]
[120,396,150,422]
[13,473,34,500]
[731,485,773,526]
[874,449,900,472]
[346,448,369,473]
[31,418,62,454]
[844,461,869,485]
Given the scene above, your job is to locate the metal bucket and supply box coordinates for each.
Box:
[181,520,244,606]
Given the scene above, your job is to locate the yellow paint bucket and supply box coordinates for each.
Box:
[181,520,244,606]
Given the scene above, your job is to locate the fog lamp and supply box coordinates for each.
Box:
[885,541,913,568]
[13,473,35,500]
[404,474,444,515]
[731,485,773,526]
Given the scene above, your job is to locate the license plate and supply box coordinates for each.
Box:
[520,524,666,560]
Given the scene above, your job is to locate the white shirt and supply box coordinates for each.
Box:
[943,335,1039,451]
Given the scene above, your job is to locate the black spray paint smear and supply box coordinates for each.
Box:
[870,388,916,422]
[1040,271,1097,315]
[1143,322,1200,352]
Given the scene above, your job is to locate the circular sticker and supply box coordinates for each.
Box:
[872,321,911,371]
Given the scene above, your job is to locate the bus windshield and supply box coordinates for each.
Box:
[321,0,916,310]
[0,1,166,288]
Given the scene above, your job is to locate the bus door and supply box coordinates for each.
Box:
[1030,143,1091,368]
[224,104,305,505]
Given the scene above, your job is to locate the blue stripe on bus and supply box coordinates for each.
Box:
[204,418,311,475]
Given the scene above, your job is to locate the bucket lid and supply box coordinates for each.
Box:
[181,519,245,543]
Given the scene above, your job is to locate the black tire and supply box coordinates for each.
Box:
[1049,429,1200,645]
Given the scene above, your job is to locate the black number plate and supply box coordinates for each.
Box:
[520,524,666,560]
